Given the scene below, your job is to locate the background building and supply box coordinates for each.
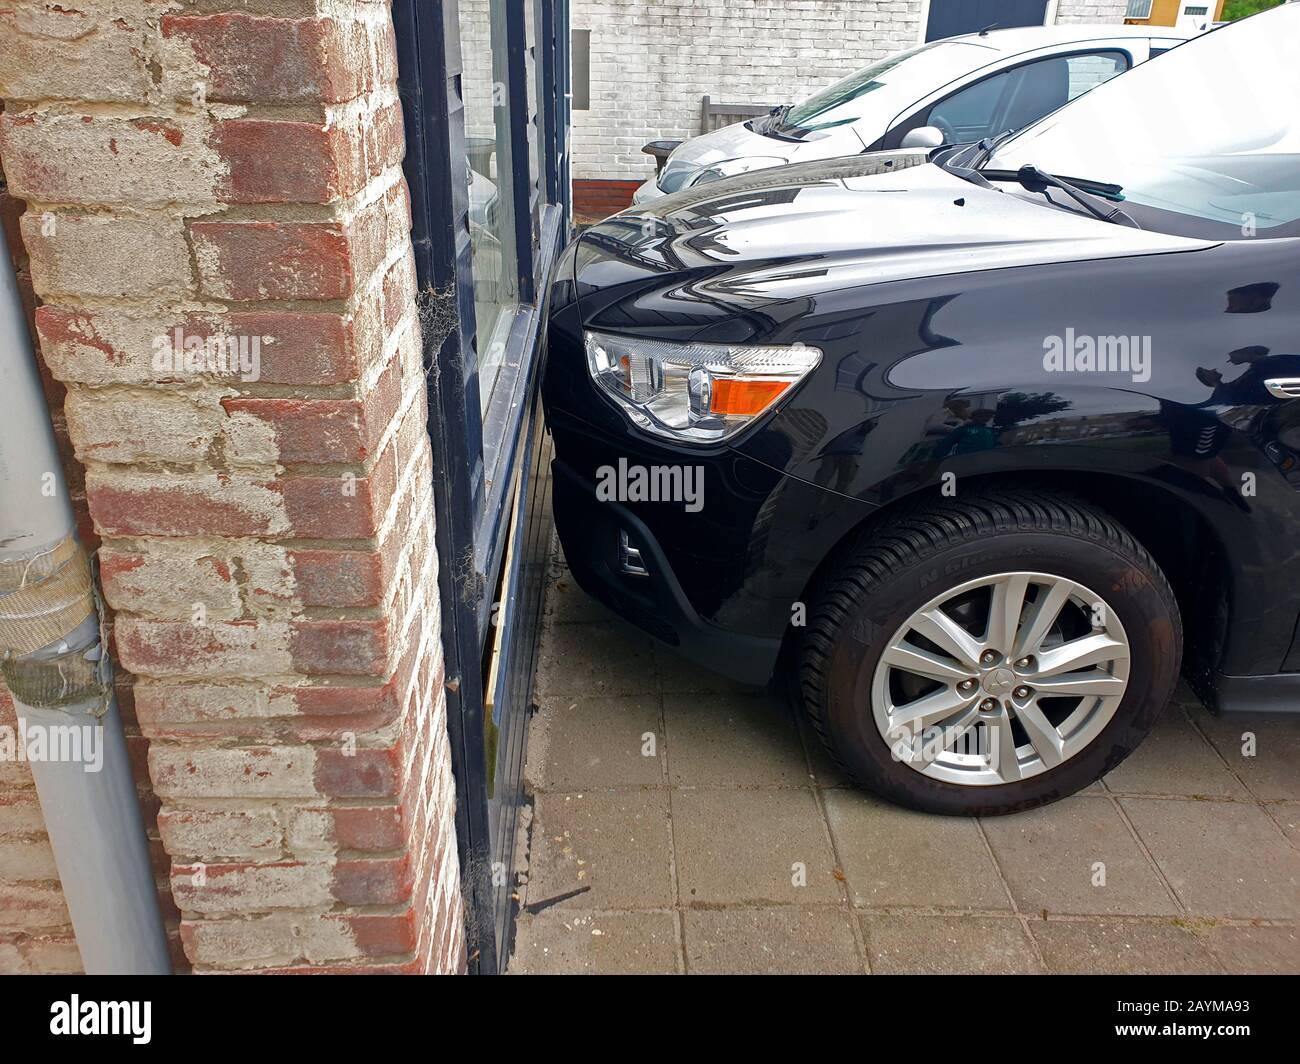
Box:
[1124,0,1227,29]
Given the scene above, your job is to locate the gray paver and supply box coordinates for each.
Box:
[824,790,1011,910]
[535,621,658,698]
[1194,714,1300,800]
[862,914,1043,974]
[1030,918,1219,974]
[528,790,674,910]
[672,788,841,904]
[527,694,664,790]
[684,907,862,974]
[1104,707,1249,798]
[1200,924,1300,974]
[1121,797,1300,919]
[664,691,808,787]
[980,796,1179,916]
[510,910,681,974]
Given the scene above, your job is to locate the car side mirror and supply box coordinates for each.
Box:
[900,126,946,149]
[642,139,683,175]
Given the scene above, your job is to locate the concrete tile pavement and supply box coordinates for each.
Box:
[508,550,1300,975]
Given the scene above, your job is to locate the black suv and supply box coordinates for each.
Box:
[542,8,1300,815]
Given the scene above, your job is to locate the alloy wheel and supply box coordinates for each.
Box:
[870,571,1131,786]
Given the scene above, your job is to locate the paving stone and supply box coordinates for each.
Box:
[1266,801,1299,846]
[509,910,681,974]
[684,907,862,974]
[664,691,808,787]
[1200,924,1300,974]
[1104,707,1249,799]
[1193,714,1300,800]
[862,915,1043,974]
[981,796,1178,916]
[654,640,754,695]
[1030,919,1219,974]
[672,788,841,905]
[527,695,664,791]
[1121,798,1300,919]
[824,790,1010,910]
[528,790,674,910]
[535,620,658,698]
[543,569,613,625]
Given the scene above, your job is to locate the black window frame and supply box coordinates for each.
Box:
[394,0,570,974]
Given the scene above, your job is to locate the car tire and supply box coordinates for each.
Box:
[798,488,1182,816]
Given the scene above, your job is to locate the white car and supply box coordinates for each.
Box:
[634,25,1193,205]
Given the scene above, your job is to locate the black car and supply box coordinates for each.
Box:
[541,8,1300,815]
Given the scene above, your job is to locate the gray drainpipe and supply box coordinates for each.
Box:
[0,229,170,974]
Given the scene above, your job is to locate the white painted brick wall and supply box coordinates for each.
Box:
[568,0,1126,180]
[570,0,925,180]
[1054,0,1130,24]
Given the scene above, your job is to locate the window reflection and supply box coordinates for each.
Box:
[461,0,518,412]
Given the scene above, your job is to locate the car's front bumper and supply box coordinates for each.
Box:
[630,176,664,205]
[551,457,782,685]
[544,401,880,689]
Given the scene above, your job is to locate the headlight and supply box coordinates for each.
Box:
[688,156,789,187]
[584,330,821,444]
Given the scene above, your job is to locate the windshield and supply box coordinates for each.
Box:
[985,8,1300,234]
[779,40,995,135]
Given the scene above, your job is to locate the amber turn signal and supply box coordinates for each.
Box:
[708,378,790,416]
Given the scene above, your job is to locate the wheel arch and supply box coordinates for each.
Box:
[782,469,1231,700]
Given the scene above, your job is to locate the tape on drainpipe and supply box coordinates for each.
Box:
[0,535,110,714]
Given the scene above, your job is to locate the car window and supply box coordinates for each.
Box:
[1064,53,1128,100]
[927,68,1017,142]
[925,51,1128,145]
[779,40,995,135]
[1148,38,1186,57]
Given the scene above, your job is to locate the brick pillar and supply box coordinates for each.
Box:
[0,1,465,973]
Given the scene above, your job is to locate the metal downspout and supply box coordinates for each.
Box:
[0,229,170,974]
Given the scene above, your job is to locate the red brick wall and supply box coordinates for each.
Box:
[573,178,642,223]
[0,1,464,973]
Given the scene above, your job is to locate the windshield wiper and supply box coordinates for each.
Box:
[981,164,1140,228]
[969,127,1022,168]
[936,127,1021,181]
[752,105,806,142]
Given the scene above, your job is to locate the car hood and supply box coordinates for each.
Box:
[656,119,869,192]
[665,117,869,169]
[575,153,1215,326]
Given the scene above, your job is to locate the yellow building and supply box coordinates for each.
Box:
[1123,0,1226,29]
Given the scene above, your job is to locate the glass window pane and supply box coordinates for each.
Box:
[928,69,1016,141]
[526,0,543,209]
[930,52,1127,145]
[460,0,518,413]
[522,0,543,223]
[1065,53,1127,102]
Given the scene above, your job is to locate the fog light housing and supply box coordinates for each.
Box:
[618,530,649,577]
